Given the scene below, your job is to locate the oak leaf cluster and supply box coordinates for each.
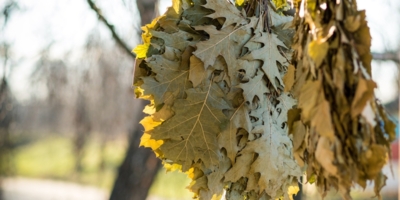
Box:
[133,0,395,199]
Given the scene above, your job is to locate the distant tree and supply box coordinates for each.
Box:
[84,0,162,198]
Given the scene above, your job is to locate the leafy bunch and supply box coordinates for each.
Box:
[287,0,396,199]
[133,0,301,199]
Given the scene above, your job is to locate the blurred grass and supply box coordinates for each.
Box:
[150,170,192,199]
[10,135,192,198]
[13,137,75,178]
[7,135,397,199]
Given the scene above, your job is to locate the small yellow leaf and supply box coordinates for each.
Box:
[141,16,161,43]
[185,167,195,178]
[164,163,182,172]
[143,103,156,115]
[272,0,288,10]
[308,40,329,67]
[172,0,181,14]
[134,86,145,97]
[308,174,317,184]
[288,185,300,200]
[140,133,163,150]
[140,116,162,132]
[133,43,150,58]
[235,0,246,6]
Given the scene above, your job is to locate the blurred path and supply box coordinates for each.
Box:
[1,177,108,200]
[0,177,188,200]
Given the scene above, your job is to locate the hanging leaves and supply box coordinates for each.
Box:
[134,0,301,199]
[288,0,396,199]
[133,0,394,199]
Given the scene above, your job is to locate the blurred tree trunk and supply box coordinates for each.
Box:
[0,78,14,200]
[73,90,91,174]
[109,1,161,200]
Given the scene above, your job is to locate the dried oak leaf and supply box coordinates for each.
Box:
[151,83,231,171]
[241,31,288,90]
[225,108,301,198]
[141,55,191,106]
[203,0,248,28]
[193,23,253,71]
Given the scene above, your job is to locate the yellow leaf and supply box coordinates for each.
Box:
[133,43,150,58]
[140,133,163,150]
[235,0,246,6]
[164,163,182,172]
[288,185,300,200]
[143,103,156,115]
[172,0,181,14]
[308,40,329,67]
[272,0,288,10]
[141,16,161,43]
[141,31,152,44]
[140,116,162,132]
[308,174,317,184]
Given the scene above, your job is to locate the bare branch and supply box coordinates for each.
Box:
[372,51,400,63]
[86,0,136,59]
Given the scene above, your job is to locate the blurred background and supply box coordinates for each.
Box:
[0,0,398,200]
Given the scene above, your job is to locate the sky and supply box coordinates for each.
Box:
[1,0,399,104]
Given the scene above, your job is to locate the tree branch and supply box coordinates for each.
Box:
[372,52,400,63]
[86,0,136,59]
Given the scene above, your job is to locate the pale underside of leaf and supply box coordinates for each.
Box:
[152,83,231,171]
[203,0,248,28]
[242,31,288,90]
[141,55,191,106]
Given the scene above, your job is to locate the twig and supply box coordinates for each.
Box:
[372,52,400,63]
[86,0,136,59]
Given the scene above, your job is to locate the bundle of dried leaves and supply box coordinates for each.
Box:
[133,0,301,199]
[287,0,396,199]
[133,0,395,199]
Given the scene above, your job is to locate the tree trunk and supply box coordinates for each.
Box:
[0,79,13,200]
[109,106,161,200]
[109,1,161,200]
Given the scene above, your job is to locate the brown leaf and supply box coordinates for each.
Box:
[311,100,335,141]
[283,64,295,92]
[351,78,376,118]
[315,137,337,175]
[298,80,323,121]
[152,84,231,171]
[292,121,306,151]
[189,55,206,87]
[218,105,252,163]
